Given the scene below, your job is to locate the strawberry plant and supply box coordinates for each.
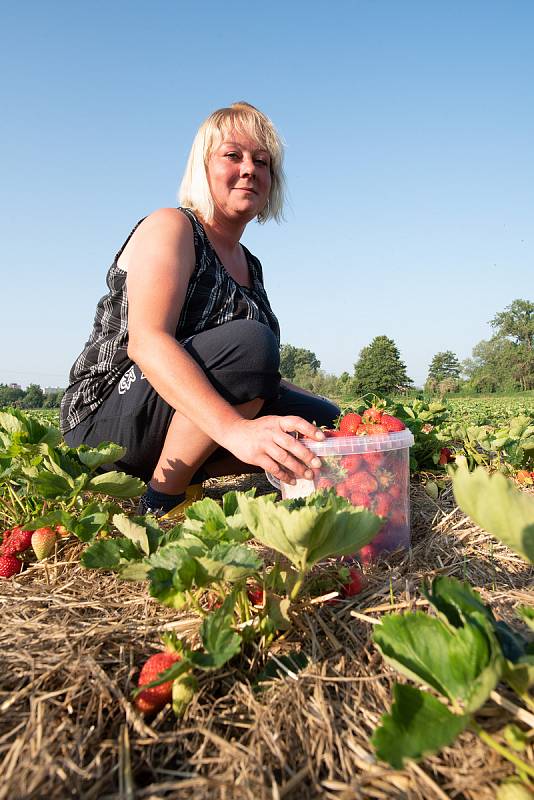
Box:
[82,488,384,715]
[0,408,145,549]
[371,465,534,791]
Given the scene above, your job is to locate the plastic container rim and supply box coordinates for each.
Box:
[300,428,414,456]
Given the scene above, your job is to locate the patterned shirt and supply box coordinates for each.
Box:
[60,207,280,433]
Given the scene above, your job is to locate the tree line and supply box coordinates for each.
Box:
[2,300,531,410]
[0,384,64,409]
[280,299,534,398]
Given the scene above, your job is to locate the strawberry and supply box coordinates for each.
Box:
[438,447,453,465]
[316,476,335,490]
[516,470,533,485]
[247,585,264,607]
[351,489,372,508]
[135,651,181,715]
[362,407,383,423]
[0,554,22,578]
[354,471,378,494]
[362,423,388,435]
[387,483,402,502]
[2,526,33,556]
[359,451,384,469]
[380,414,406,432]
[325,429,345,438]
[336,480,353,500]
[340,566,367,597]
[373,494,392,516]
[31,528,57,560]
[341,454,363,475]
[338,413,363,436]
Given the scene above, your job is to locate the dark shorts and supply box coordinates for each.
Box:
[65,319,340,481]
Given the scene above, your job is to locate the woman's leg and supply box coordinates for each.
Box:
[64,319,281,487]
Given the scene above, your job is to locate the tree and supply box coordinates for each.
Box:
[21,383,44,409]
[353,336,412,395]
[279,344,320,381]
[426,351,461,384]
[490,299,534,391]
[0,384,25,407]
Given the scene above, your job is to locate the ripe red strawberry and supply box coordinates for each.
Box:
[338,413,363,436]
[381,414,406,432]
[438,447,453,465]
[355,471,378,494]
[247,585,264,606]
[341,454,363,475]
[363,423,388,435]
[360,451,384,469]
[2,526,33,556]
[387,483,402,502]
[351,489,372,508]
[0,554,22,578]
[316,476,335,490]
[336,480,353,500]
[362,407,383,423]
[31,528,57,560]
[322,429,345,438]
[135,651,181,715]
[373,494,392,516]
[341,566,367,597]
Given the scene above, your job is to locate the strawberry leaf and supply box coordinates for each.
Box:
[196,542,262,582]
[86,472,146,498]
[372,684,470,768]
[189,594,241,670]
[452,465,534,563]
[77,442,127,470]
[373,611,504,713]
[237,492,383,573]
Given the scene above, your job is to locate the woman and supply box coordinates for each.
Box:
[60,102,339,517]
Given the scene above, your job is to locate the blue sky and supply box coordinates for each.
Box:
[1,0,532,389]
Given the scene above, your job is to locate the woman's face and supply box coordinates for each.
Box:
[207,132,272,224]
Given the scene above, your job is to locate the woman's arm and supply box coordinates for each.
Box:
[125,210,323,482]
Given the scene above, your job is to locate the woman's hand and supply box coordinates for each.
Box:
[221,415,324,484]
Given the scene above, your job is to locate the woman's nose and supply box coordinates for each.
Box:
[240,155,256,177]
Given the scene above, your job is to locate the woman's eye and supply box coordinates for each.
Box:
[225,152,239,160]
[255,158,268,166]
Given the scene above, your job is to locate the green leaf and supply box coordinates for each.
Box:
[237,492,383,573]
[197,542,263,582]
[119,562,152,581]
[503,654,534,694]
[81,540,122,569]
[255,651,309,688]
[77,442,127,469]
[33,470,74,498]
[517,605,534,632]
[496,781,534,800]
[184,497,228,529]
[452,465,534,562]
[373,611,503,712]
[0,411,26,435]
[372,684,470,768]
[112,514,150,555]
[189,594,241,670]
[86,471,146,498]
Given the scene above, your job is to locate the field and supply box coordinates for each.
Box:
[1,396,533,799]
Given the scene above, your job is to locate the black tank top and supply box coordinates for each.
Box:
[60,208,280,433]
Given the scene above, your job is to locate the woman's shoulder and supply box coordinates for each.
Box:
[117,208,195,272]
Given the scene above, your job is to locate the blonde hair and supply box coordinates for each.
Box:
[179,102,286,224]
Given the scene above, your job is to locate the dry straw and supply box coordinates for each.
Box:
[1,475,532,799]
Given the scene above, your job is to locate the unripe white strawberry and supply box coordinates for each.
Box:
[31,527,57,560]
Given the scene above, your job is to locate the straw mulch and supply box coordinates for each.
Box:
[1,475,533,800]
